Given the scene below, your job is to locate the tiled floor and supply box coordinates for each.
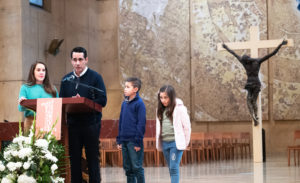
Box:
[100,156,300,183]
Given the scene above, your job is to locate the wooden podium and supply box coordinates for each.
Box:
[21,97,102,183]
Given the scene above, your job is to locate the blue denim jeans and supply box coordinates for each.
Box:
[162,141,183,183]
[122,141,145,183]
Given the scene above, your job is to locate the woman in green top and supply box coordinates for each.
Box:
[18,61,58,132]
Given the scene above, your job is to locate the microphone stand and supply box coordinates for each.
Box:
[67,79,104,124]
[67,78,104,94]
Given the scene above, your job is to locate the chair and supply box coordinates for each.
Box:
[212,132,224,160]
[222,132,234,160]
[100,138,122,167]
[143,137,157,166]
[230,132,242,159]
[287,130,300,166]
[190,132,205,163]
[204,132,215,161]
[156,150,166,167]
[0,122,23,151]
[239,132,251,159]
[181,142,192,165]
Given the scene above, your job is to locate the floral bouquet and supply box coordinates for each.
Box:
[0,117,65,183]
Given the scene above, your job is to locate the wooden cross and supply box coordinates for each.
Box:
[218,26,294,163]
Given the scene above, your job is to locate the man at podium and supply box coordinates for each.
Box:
[60,47,107,183]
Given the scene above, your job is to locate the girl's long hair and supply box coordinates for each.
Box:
[26,61,57,97]
[157,85,176,124]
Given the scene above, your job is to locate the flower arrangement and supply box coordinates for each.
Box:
[0,117,65,183]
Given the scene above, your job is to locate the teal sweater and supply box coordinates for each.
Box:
[18,84,58,117]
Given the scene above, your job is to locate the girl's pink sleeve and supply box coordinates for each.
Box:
[180,106,191,146]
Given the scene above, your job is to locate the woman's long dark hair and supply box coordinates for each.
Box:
[26,61,57,97]
[157,85,176,124]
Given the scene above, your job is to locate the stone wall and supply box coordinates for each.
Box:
[63,0,120,119]
[119,0,191,118]
[0,1,23,121]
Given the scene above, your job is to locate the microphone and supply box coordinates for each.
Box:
[62,75,75,82]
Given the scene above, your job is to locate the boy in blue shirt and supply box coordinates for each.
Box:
[117,77,146,183]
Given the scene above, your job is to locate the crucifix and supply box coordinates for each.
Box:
[217,26,294,163]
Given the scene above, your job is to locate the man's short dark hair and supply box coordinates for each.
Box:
[71,47,87,58]
[126,77,142,92]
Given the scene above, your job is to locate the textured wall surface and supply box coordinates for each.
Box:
[268,0,300,120]
[0,1,23,121]
[22,0,66,87]
[191,0,268,121]
[64,0,120,119]
[119,0,191,119]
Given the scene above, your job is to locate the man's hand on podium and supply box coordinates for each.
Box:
[72,93,81,98]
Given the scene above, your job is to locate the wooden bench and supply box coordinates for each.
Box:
[0,122,23,151]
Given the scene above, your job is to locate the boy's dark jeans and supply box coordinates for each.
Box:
[121,141,145,183]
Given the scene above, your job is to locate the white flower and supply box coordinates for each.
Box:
[1,177,11,183]
[28,130,34,138]
[18,148,32,159]
[1,173,16,183]
[3,150,11,160]
[23,162,31,170]
[0,122,65,182]
[51,164,58,174]
[1,177,12,183]
[50,176,65,183]
[47,135,52,141]
[12,136,26,144]
[24,137,32,145]
[34,139,49,150]
[0,161,5,171]
[17,174,36,183]
[45,153,58,162]
[11,151,18,157]
[6,162,17,171]
[41,149,50,155]
[6,162,22,171]
[15,162,22,169]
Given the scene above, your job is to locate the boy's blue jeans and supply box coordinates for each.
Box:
[162,141,184,183]
[121,141,145,183]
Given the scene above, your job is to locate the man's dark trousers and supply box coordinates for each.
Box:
[68,122,101,183]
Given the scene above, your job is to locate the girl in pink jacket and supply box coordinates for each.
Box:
[156,85,191,183]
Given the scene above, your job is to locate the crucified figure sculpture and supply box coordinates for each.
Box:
[222,40,287,126]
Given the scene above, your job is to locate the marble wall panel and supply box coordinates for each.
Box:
[265,122,300,153]
[0,1,22,81]
[44,0,66,86]
[88,0,120,90]
[0,81,23,122]
[102,90,123,119]
[65,0,89,74]
[21,3,39,80]
[63,0,120,120]
[119,0,191,119]
[268,0,300,120]
[0,1,23,122]
[21,1,66,93]
[191,0,268,121]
